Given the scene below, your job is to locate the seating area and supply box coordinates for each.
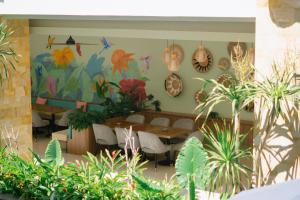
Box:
[2,1,300,199]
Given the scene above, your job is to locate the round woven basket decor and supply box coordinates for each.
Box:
[192,47,213,73]
[164,73,183,97]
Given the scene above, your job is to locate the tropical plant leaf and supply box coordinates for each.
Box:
[175,137,208,189]
[44,139,64,165]
[132,174,163,193]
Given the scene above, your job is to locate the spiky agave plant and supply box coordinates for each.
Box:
[203,123,252,199]
[0,22,18,84]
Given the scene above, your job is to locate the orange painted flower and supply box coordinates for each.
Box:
[111,49,134,75]
[52,47,74,67]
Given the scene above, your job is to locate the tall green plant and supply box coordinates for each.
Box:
[253,62,300,186]
[0,22,18,84]
[175,137,208,200]
[195,78,255,153]
[203,123,251,199]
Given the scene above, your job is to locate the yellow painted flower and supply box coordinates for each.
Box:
[52,47,74,67]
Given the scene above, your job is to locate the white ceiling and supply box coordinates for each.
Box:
[1,0,255,22]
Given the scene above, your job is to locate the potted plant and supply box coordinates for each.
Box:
[67,108,104,155]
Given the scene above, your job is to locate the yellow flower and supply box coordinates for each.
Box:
[52,47,74,67]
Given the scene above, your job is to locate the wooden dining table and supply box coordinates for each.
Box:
[105,120,190,139]
[32,104,68,131]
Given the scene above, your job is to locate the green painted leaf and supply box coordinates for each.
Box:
[81,70,93,102]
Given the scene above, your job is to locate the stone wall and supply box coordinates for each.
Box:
[0,19,32,158]
[254,0,300,186]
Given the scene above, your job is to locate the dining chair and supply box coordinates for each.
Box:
[55,110,73,128]
[125,114,145,124]
[115,127,140,149]
[150,117,170,127]
[138,131,171,169]
[32,110,50,136]
[93,124,117,148]
[172,118,195,131]
[172,131,204,154]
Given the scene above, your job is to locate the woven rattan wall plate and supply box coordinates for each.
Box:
[192,47,213,73]
[194,90,208,104]
[164,73,183,97]
[218,57,231,70]
[227,42,247,60]
[217,74,235,88]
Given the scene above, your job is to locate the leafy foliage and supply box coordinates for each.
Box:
[96,81,161,118]
[175,137,208,200]
[0,139,180,200]
[67,108,104,131]
[44,139,63,165]
[203,123,252,199]
[0,22,18,84]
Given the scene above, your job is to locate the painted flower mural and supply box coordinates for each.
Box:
[31,46,148,104]
[119,78,147,104]
[52,47,74,67]
[111,49,134,75]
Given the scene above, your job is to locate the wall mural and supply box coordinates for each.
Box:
[31,43,150,103]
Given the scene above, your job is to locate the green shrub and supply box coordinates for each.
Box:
[0,140,180,199]
[203,123,252,199]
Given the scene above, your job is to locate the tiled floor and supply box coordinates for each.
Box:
[33,136,175,181]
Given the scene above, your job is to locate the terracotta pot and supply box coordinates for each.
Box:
[67,126,97,155]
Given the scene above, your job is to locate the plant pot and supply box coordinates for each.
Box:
[67,126,97,155]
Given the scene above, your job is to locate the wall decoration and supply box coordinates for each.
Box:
[52,47,74,67]
[75,43,82,56]
[247,47,255,65]
[192,45,213,73]
[46,35,55,49]
[47,75,56,97]
[227,42,247,60]
[164,73,183,97]
[217,74,235,88]
[163,44,184,72]
[32,46,147,103]
[244,101,254,112]
[140,55,151,72]
[194,90,207,104]
[111,49,134,75]
[218,57,231,70]
[99,37,112,55]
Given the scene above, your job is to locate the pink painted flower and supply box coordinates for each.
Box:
[47,75,56,97]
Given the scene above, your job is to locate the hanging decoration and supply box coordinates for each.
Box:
[247,47,255,65]
[244,101,254,112]
[194,90,208,104]
[111,49,134,75]
[192,44,213,73]
[46,35,103,56]
[163,42,184,72]
[227,41,247,61]
[218,57,231,70]
[164,73,183,97]
[140,55,152,72]
[217,74,235,88]
[52,47,74,67]
[99,37,112,55]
